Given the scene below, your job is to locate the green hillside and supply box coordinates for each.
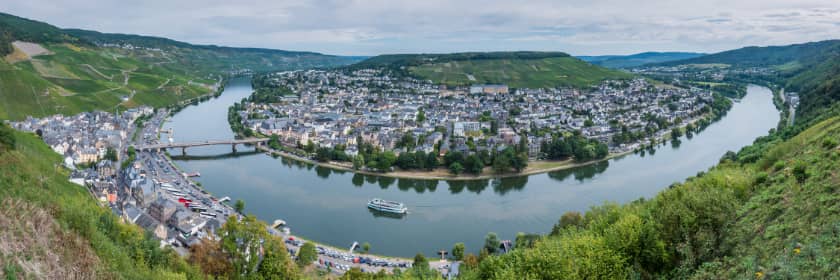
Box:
[0,124,205,279]
[0,43,214,120]
[662,39,840,128]
[352,52,632,88]
[0,12,85,56]
[659,40,840,69]
[0,12,358,120]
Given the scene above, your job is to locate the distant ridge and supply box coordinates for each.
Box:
[63,29,326,56]
[577,52,705,68]
[655,40,840,67]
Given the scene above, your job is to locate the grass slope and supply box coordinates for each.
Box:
[0,127,203,279]
[695,117,840,279]
[0,43,213,120]
[409,56,631,88]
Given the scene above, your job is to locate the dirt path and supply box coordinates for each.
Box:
[81,64,113,80]
[157,78,171,89]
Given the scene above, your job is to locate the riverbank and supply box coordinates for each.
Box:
[254,143,636,181]
[233,102,719,181]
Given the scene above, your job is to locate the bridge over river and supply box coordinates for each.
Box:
[134,138,268,154]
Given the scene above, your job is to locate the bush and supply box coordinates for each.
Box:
[0,122,15,153]
[822,136,838,149]
[792,161,808,183]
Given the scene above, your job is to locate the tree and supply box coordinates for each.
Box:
[490,120,499,135]
[234,199,245,213]
[464,154,484,174]
[449,162,464,175]
[518,134,529,154]
[551,211,584,235]
[452,243,466,261]
[413,253,429,270]
[220,215,269,277]
[189,238,232,277]
[512,152,528,172]
[425,152,439,170]
[515,232,541,249]
[297,242,318,268]
[396,152,417,169]
[484,232,500,254]
[443,151,464,167]
[671,127,683,141]
[375,151,397,171]
[352,154,365,170]
[259,237,298,279]
[268,134,281,149]
[362,242,371,253]
[304,140,316,153]
[416,108,426,123]
[493,149,514,173]
[315,147,332,162]
[415,151,427,170]
[104,147,118,161]
[397,133,417,150]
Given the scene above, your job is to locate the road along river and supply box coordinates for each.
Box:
[162,78,779,257]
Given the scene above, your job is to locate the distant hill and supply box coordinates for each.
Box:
[578,52,705,68]
[0,12,87,56]
[352,51,632,88]
[659,40,840,126]
[658,40,840,69]
[0,12,359,120]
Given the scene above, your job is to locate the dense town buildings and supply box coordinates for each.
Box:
[238,69,716,163]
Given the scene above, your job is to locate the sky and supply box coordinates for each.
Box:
[4,0,840,56]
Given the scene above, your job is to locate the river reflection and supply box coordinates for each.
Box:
[547,160,610,183]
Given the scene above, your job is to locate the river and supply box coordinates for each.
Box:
[162,77,779,257]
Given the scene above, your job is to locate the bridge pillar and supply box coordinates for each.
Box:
[232,144,237,153]
[181,147,186,156]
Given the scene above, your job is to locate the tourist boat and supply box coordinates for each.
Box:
[367,198,408,214]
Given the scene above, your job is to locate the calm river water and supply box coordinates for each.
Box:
[162,77,779,257]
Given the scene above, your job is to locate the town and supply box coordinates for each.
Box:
[234,68,723,175]
[8,107,439,276]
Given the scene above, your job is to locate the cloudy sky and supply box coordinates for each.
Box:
[4,0,840,56]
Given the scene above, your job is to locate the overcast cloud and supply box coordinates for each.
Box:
[4,0,840,56]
